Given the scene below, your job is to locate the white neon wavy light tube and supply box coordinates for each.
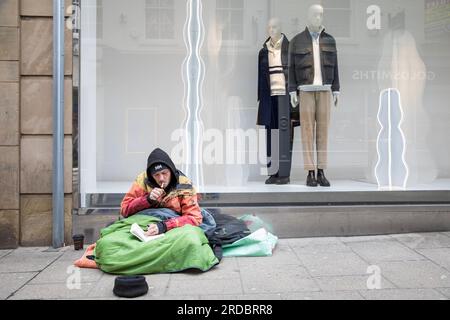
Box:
[375,88,409,190]
[181,0,193,175]
[181,0,204,186]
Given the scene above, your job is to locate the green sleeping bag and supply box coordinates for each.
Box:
[95,215,219,275]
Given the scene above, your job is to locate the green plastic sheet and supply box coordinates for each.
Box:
[222,228,278,257]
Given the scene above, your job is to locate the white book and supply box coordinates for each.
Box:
[130,223,165,243]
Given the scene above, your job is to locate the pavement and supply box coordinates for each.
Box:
[2,232,450,300]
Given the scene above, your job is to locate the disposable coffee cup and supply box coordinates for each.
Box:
[72,234,84,250]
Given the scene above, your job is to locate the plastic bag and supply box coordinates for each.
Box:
[239,214,274,234]
[222,228,278,257]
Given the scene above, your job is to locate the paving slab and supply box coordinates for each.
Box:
[359,288,447,300]
[286,237,343,245]
[314,275,396,291]
[57,248,87,262]
[8,282,95,300]
[235,241,300,267]
[140,295,200,300]
[347,240,425,263]
[166,278,243,296]
[0,250,12,259]
[0,272,37,300]
[0,248,64,274]
[437,288,450,299]
[296,252,369,277]
[29,260,102,284]
[376,261,450,288]
[391,233,450,249]
[282,291,365,300]
[171,258,240,280]
[200,293,282,300]
[87,272,170,298]
[339,235,393,243]
[416,248,450,272]
[288,237,351,254]
[239,264,318,294]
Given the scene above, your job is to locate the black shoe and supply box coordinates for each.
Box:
[306,171,318,187]
[317,170,331,187]
[265,175,278,184]
[276,177,290,185]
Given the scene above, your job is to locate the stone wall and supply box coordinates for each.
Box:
[0,0,73,248]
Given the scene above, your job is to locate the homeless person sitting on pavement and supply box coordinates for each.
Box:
[75,148,276,275]
[120,147,216,238]
[86,148,222,275]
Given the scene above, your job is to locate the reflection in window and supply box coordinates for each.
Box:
[322,0,351,38]
[145,0,175,39]
[97,0,103,39]
[216,0,244,40]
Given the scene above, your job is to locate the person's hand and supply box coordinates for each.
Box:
[145,222,167,236]
[290,92,298,109]
[149,188,165,201]
[333,92,339,108]
[145,224,159,236]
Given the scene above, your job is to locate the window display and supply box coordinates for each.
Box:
[78,0,450,207]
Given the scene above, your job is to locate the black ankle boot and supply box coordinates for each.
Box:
[265,175,278,185]
[317,169,331,187]
[276,176,290,185]
[306,171,318,187]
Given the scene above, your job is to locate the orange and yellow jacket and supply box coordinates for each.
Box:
[120,148,203,231]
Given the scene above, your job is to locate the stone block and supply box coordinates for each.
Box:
[21,18,72,75]
[0,27,19,60]
[20,135,72,194]
[20,195,72,246]
[0,82,19,145]
[21,0,72,17]
[0,0,19,27]
[0,146,19,209]
[0,210,19,249]
[0,61,19,81]
[21,77,72,134]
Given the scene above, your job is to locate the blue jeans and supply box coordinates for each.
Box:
[137,208,216,234]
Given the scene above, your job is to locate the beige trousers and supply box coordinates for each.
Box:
[299,91,331,171]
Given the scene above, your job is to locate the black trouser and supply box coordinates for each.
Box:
[265,95,291,178]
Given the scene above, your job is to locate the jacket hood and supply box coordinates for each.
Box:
[146,148,178,190]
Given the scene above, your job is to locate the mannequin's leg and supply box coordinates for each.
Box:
[300,91,316,172]
[316,91,331,186]
[265,97,279,184]
[300,91,318,186]
[266,124,272,167]
[277,94,291,183]
[265,125,277,184]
